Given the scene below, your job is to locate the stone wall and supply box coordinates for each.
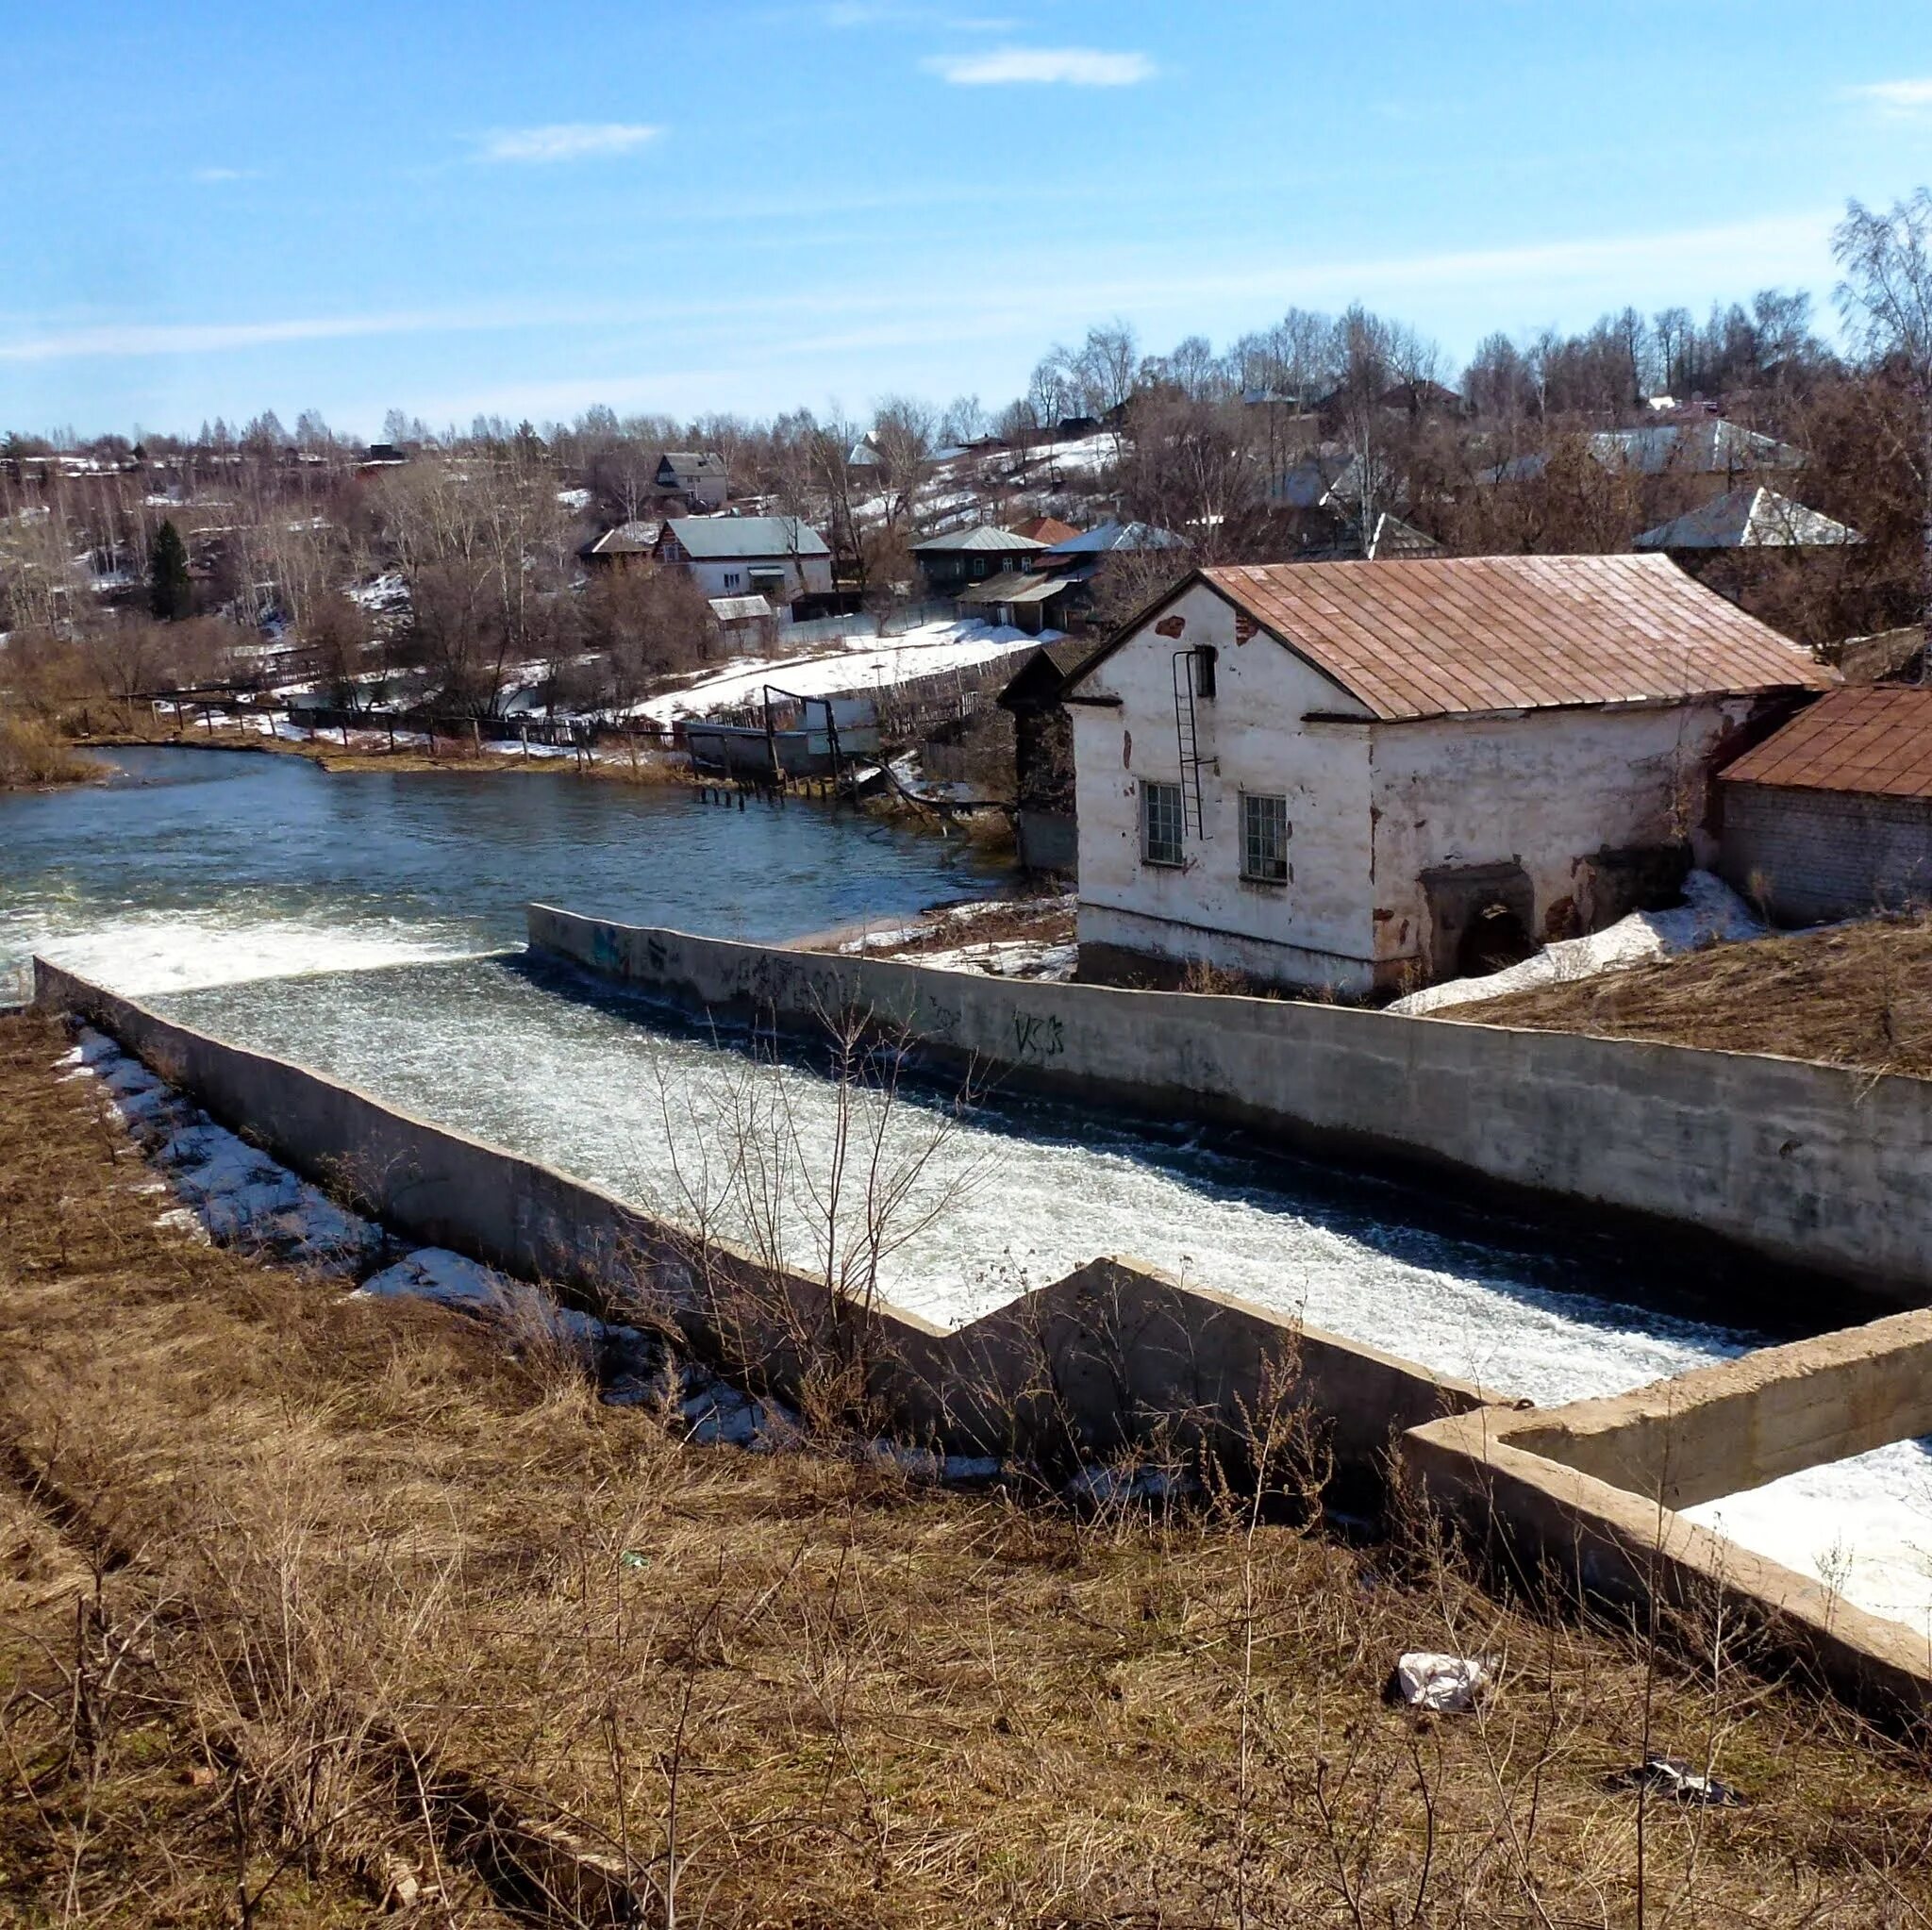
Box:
[1720,782,1932,923]
[526,904,1932,1306]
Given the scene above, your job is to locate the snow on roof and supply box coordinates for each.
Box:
[1634,486,1860,551]
[633,623,1039,724]
[665,515,829,559]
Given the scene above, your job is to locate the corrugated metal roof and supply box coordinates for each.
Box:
[659,450,727,477]
[708,594,775,622]
[1635,486,1861,551]
[1720,686,1932,800]
[909,525,1044,554]
[664,516,829,559]
[956,570,1068,606]
[1080,554,1831,722]
[1041,519,1188,557]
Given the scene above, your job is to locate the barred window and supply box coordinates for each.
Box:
[1241,792,1290,884]
[1141,780,1185,866]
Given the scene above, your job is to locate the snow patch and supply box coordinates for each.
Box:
[1391,872,1765,1016]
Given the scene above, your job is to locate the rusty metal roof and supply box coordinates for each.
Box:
[1720,686,1932,800]
[1178,555,1832,721]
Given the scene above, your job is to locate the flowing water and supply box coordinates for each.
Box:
[1,745,1006,994]
[6,746,1931,1632]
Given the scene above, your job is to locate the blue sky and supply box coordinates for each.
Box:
[4,0,1929,440]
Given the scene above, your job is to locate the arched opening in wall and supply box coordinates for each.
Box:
[1457,901,1537,978]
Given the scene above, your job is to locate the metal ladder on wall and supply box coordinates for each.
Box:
[1171,649,1208,839]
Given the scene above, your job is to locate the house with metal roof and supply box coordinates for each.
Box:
[1479,420,1807,487]
[1058,553,1833,994]
[655,516,833,609]
[1635,487,1860,552]
[654,451,729,509]
[1717,685,1932,923]
[579,519,662,572]
[908,524,1045,596]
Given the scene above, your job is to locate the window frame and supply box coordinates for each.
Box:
[1141,778,1186,868]
[1239,790,1290,886]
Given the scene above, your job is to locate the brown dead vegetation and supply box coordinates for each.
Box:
[1449,913,1932,1076]
[4,1011,1932,1925]
[0,714,101,790]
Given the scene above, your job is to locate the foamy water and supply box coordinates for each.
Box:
[158,954,1932,1638]
[21,908,495,997]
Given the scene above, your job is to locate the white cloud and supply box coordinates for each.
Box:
[1843,79,1932,117]
[190,166,260,184]
[475,123,661,164]
[924,45,1154,87]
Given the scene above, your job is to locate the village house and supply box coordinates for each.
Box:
[654,450,729,509]
[1717,685,1932,923]
[1058,554,1832,994]
[654,516,833,612]
[908,524,1044,597]
[579,519,661,573]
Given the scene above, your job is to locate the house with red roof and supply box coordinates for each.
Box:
[1058,554,1832,993]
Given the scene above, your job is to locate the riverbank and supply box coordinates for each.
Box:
[4,1007,1928,1924]
[0,714,106,791]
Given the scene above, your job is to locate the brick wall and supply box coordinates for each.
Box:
[1720,783,1932,923]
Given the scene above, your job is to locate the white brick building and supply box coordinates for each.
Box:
[1060,555,1832,995]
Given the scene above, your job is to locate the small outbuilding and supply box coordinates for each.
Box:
[1059,553,1833,993]
[995,637,1096,873]
[1718,685,1932,922]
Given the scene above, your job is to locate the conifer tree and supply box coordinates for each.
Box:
[148,519,191,621]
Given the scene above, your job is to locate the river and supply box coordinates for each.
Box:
[6,745,1930,1632]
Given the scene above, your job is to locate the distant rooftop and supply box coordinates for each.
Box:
[909,524,1044,555]
[1041,519,1187,557]
[1635,486,1860,551]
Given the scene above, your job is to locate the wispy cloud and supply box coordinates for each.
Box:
[924,46,1154,87]
[190,166,260,184]
[475,123,661,164]
[1841,78,1932,117]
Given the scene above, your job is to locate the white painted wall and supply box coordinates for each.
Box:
[1366,699,1756,973]
[1071,578,1764,992]
[681,553,834,602]
[1070,580,1383,990]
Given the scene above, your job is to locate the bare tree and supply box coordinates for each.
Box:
[1835,191,1932,680]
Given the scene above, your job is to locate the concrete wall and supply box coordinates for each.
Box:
[1407,1311,1932,1722]
[30,958,1483,1487]
[526,904,1932,1306]
[1067,577,1763,992]
[1721,782,1932,923]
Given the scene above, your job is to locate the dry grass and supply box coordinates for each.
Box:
[4,1012,1932,1924]
[1449,913,1932,1076]
[0,715,101,790]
